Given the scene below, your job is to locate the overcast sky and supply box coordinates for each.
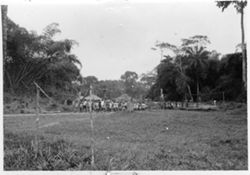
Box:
[7,0,243,80]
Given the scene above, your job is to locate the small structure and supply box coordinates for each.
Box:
[116,94,131,102]
[84,94,102,101]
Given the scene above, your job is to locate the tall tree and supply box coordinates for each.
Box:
[153,36,210,101]
[120,71,138,98]
[216,0,247,90]
[140,71,157,90]
[184,45,210,102]
[1,5,7,62]
[216,53,243,101]
[4,18,82,97]
[155,57,183,101]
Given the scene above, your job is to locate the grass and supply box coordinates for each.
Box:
[4,108,248,170]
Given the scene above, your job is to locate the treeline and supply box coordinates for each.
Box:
[3,17,82,100]
[79,71,153,101]
[3,17,246,103]
[147,36,246,102]
[3,17,152,102]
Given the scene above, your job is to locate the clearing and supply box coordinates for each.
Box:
[4,108,248,170]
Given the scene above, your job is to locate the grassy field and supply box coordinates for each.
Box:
[4,108,248,170]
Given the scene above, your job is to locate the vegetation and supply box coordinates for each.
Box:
[2,16,150,106]
[147,36,246,102]
[4,107,247,170]
[216,0,247,90]
[78,72,149,100]
[2,2,248,171]
[4,133,92,170]
[2,4,246,104]
[4,17,82,100]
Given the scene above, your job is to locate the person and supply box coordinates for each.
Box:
[101,100,105,111]
[109,101,113,111]
[83,100,87,112]
[113,102,119,111]
[87,100,92,112]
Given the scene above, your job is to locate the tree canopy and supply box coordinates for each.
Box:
[148,35,245,102]
[4,17,82,101]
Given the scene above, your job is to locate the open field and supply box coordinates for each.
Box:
[4,108,248,170]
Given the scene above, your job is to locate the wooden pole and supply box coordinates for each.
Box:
[240,6,247,90]
[35,84,40,158]
[90,100,95,169]
[89,85,95,169]
[34,81,53,103]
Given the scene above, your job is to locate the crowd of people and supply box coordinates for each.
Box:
[76,99,148,112]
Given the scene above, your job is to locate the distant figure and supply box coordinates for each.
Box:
[82,100,87,112]
[101,100,105,111]
[213,100,217,106]
[113,102,119,111]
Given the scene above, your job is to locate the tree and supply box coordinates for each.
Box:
[149,35,244,102]
[1,5,8,62]
[155,56,183,101]
[184,45,210,102]
[3,17,82,99]
[152,42,192,100]
[202,52,221,94]
[216,0,247,90]
[4,18,48,93]
[31,23,82,97]
[80,76,99,96]
[181,35,211,103]
[95,80,124,99]
[174,55,193,101]
[140,71,157,90]
[216,53,243,101]
[120,71,138,98]
[153,36,210,101]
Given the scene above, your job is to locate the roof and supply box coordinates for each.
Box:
[116,94,132,102]
[84,94,101,101]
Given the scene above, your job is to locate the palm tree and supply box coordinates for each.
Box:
[216,0,247,90]
[153,41,195,101]
[175,56,194,101]
[184,45,209,105]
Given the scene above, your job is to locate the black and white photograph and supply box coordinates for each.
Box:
[1,0,249,173]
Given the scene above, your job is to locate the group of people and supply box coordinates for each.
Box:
[77,99,148,112]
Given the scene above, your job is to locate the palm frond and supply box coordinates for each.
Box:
[216,1,233,11]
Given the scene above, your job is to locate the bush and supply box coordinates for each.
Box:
[4,132,91,170]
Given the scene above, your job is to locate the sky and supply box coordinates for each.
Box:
[6,0,244,80]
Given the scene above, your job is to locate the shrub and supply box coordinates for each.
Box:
[4,132,91,170]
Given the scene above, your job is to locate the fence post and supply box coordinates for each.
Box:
[35,83,40,158]
[89,85,95,169]
[89,99,95,169]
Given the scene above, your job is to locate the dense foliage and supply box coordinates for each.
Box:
[3,17,150,102]
[216,0,247,90]
[3,16,246,103]
[147,36,245,102]
[4,18,82,100]
[79,72,150,100]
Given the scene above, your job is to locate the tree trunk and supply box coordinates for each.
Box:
[241,8,247,90]
[1,5,7,61]
[187,84,193,102]
[6,70,15,94]
[2,6,8,93]
[178,60,194,102]
[196,78,199,107]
